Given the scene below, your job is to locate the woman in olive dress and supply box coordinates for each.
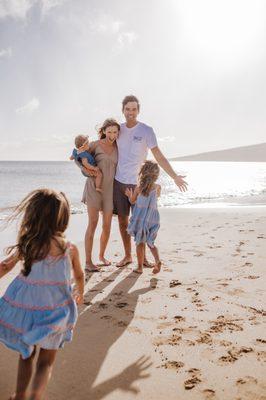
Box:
[81,118,119,271]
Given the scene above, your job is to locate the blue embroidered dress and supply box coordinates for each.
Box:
[0,246,78,359]
[127,188,160,247]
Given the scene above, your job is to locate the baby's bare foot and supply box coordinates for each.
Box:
[152,261,162,274]
[96,188,103,193]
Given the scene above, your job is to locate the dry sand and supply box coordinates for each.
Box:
[0,207,266,400]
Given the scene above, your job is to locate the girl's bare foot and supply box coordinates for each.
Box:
[143,259,154,268]
[85,262,100,272]
[116,256,132,268]
[152,261,162,274]
[98,257,111,266]
[9,394,27,400]
[134,267,143,274]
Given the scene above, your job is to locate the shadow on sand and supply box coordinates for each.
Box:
[47,268,158,399]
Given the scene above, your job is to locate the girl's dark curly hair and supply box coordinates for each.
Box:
[138,160,160,197]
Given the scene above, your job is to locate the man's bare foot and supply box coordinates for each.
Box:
[116,257,132,268]
[143,259,154,268]
[152,261,162,274]
[98,257,111,266]
[96,188,103,193]
[85,262,100,272]
[134,267,143,274]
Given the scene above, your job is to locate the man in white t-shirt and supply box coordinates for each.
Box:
[114,95,187,267]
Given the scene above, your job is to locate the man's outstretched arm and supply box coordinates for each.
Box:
[151,146,188,192]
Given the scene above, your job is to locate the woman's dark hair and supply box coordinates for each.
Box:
[98,118,120,139]
[138,160,160,196]
[5,188,70,276]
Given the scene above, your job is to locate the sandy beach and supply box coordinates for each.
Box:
[0,207,265,400]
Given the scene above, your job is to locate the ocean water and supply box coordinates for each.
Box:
[0,161,265,219]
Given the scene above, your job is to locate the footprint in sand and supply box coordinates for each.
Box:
[115,302,128,308]
[153,334,182,346]
[99,302,108,309]
[196,332,212,345]
[202,389,216,399]
[235,376,266,400]
[256,338,266,344]
[160,360,184,372]
[208,316,243,333]
[116,320,127,327]
[169,280,182,288]
[174,315,186,322]
[219,346,253,363]
[100,315,112,320]
[184,368,202,390]
[241,262,253,267]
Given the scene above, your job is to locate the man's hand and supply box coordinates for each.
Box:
[174,175,188,192]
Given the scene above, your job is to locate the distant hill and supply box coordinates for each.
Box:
[170,143,266,162]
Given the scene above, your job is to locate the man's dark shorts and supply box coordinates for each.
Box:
[113,179,136,217]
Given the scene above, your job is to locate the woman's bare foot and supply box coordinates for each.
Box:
[116,256,132,268]
[152,261,162,274]
[85,262,100,272]
[134,267,143,274]
[98,256,111,266]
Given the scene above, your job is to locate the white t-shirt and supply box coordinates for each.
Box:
[115,122,158,184]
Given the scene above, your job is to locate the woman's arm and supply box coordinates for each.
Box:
[0,252,20,279]
[70,244,84,305]
[125,186,140,204]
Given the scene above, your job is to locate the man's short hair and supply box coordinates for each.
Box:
[122,95,140,111]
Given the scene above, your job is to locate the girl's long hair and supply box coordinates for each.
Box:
[5,188,70,276]
[98,118,120,139]
[138,160,160,197]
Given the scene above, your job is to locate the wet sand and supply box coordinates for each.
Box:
[0,207,266,399]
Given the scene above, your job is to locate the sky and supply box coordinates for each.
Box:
[0,0,265,160]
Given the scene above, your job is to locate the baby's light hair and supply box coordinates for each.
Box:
[75,134,88,149]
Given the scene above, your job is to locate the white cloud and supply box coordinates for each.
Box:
[0,0,35,19]
[116,31,138,50]
[16,97,40,115]
[158,136,175,143]
[90,15,124,35]
[0,47,12,58]
[41,0,67,16]
[0,0,66,20]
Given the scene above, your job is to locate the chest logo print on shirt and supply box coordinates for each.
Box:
[133,136,142,142]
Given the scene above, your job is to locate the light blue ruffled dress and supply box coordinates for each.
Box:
[0,245,78,359]
[127,188,160,247]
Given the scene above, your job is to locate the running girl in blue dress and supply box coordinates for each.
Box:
[125,160,162,275]
[0,188,84,400]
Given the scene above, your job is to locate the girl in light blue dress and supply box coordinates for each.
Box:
[0,189,84,400]
[126,160,162,274]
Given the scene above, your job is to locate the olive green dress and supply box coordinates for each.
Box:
[82,141,118,213]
